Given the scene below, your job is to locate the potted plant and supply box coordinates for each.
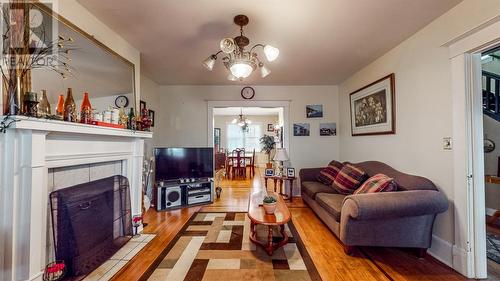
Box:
[260,135,276,169]
[262,195,277,214]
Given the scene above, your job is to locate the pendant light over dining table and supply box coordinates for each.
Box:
[202,15,279,81]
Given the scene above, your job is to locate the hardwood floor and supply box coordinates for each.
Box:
[112,169,473,281]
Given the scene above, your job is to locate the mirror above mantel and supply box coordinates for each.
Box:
[29,3,136,113]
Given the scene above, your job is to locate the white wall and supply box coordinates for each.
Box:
[214,114,279,166]
[338,0,500,257]
[155,85,339,175]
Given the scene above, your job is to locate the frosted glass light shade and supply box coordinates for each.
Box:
[264,45,279,62]
[230,62,253,78]
[260,64,271,78]
[202,55,216,71]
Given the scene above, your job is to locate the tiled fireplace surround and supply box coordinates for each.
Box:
[0,117,152,281]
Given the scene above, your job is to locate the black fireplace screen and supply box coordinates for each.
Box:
[49,175,133,278]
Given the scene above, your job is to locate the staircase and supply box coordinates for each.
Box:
[483,70,500,121]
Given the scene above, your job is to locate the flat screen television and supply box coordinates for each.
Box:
[154,147,213,181]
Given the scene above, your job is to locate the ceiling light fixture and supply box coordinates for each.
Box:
[202,15,279,81]
[231,108,252,132]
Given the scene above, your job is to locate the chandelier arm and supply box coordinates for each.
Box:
[213,50,223,58]
[250,44,264,53]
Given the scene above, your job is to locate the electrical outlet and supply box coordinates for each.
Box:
[443,137,452,150]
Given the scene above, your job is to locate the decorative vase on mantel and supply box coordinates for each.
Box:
[56,95,64,119]
[38,90,51,117]
[63,88,77,122]
[80,92,92,124]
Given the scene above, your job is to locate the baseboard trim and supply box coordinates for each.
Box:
[428,235,472,278]
[428,235,453,267]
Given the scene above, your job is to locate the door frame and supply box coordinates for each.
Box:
[207,100,291,154]
[446,16,500,278]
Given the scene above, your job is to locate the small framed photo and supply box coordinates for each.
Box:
[140,100,147,111]
[306,104,323,118]
[148,109,155,127]
[265,168,275,177]
[320,123,337,136]
[286,168,296,178]
[267,124,274,132]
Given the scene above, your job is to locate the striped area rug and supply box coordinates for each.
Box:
[146,212,321,281]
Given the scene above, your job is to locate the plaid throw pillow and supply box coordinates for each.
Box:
[332,163,368,194]
[354,174,397,194]
[317,160,344,186]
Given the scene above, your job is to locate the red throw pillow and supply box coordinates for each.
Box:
[332,163,368,194]
[317,160,344,186]
[354,174,397,194]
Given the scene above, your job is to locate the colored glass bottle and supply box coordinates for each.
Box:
[38,90,51,117]
[127,107,136,130]
[56,94,64,119]
[80,92,92,124]
[63,88,77,122]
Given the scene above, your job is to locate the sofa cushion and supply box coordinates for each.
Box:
[354,173,398,194]
[317,160,343,186]
[332,163,368,194]
[315,193,346,222]
[302,181,337,199]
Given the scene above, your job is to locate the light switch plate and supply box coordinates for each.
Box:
[443,137,453,150]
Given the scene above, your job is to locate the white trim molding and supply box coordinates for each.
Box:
[0,116,152,281]
[448,16,500,279]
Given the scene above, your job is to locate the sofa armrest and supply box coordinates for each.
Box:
[342,190,448,221]
[299,168,324,182]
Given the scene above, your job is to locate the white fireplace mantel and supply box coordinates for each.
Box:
[0,115,152,281]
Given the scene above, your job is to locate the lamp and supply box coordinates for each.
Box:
[273,148,289,176]
[202,14,279,81]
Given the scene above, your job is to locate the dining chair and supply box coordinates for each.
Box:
[231,149,246,179]
[246,149,256,178]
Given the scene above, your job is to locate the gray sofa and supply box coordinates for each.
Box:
[299,161,448,256]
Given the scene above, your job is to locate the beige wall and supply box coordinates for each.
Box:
[140,75,161,158]
[154,85,340,178]
[214,114,279,166]
[338,0,500,246]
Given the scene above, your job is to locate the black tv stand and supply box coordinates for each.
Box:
[156,179,213,211]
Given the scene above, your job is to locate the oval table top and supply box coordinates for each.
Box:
[247,190,291,225]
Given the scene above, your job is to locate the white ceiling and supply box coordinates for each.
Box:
[77,0,462,85]
[213,107,281,116]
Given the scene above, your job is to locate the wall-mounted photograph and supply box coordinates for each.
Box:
[267,124,274,132]
[293,123,310,136]
[140,100,146,111]
[320,123,337,136]
[350,73,395,136]
[306,104,323,118]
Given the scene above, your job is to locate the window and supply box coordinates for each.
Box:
[227,123,262,151]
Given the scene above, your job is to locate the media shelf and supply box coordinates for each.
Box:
[156,179,214,211]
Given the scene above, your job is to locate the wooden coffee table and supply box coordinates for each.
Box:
[247,190,291,255]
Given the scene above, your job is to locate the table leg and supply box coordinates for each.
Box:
[273,178,278,192]
[266,226,274,255]
[264,178,269,191]
[277,224,289,248]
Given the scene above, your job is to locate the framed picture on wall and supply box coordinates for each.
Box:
[349,73,395,136]
[320,123,337,136]
[286,168,295,178]
[267,124,274,132]
[148,109,155,127]
[306,104,323,118]
[140,100,146,111]
[293,123,310,136]
[214,128,221,151]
